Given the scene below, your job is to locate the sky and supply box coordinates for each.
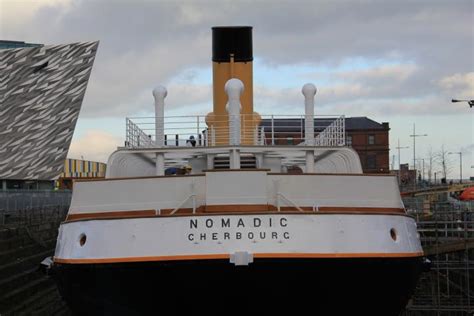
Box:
[1,0,473,179]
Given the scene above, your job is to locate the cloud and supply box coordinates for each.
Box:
[68,130,122,163]
[1,0,472,120]
[461,144,474,154]
[438,72,474,99]
[252,83,469,118]
[325,97,460,117]
[335,64,419,83]
[0,0,72,32]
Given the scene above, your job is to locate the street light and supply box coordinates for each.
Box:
[396,139,409,185]
[452,99,474,108]
[409,123,427,189]
[415,158,425,182]
[448,151,462,183]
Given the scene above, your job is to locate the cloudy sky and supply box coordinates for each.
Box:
[1,0,473,179]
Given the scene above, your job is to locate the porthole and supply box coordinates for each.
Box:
[390,228,397,242]
[79,233,87,247]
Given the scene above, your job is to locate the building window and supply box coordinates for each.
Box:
[368,134,375,145]
[367,155,376,169]
[346,135,352,146]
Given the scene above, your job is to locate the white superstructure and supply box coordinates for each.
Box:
[54,81,423,265]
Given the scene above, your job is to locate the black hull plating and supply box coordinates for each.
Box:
[54,257,423,315]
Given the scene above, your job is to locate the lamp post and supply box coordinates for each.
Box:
[448,151,462,183]
[396,139,409,186]
[415,158,425,182]
[409,123,427,189]
[452,99,474,108]
[434,171,439,185]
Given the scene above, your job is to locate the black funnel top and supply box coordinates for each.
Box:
[212,26,253,62]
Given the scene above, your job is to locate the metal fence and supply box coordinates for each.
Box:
[125,118,155,148]
[0,190,72,212]
[124,114,346,148]
[0,190,72,225]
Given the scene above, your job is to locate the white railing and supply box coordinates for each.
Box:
[314,115,345,146]
[125,118,155,148]
[124,114,345,148]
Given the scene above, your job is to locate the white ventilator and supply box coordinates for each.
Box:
[225,78,244,146]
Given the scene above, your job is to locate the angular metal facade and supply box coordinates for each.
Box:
[0,41,98,180]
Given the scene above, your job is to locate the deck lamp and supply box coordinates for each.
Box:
[451,99,474,108]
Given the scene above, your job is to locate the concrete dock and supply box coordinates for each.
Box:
[0,191,71,315]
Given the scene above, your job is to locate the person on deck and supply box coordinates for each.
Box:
[186,135,196,147]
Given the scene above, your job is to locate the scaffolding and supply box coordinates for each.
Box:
[402,191,474,315]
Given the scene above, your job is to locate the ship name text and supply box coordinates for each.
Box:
[187,216,290,242]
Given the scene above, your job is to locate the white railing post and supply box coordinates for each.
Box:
[254,125,258,145]
[255,153,264,168]
[341,115,345,146]
[330,125,333,146]
[306,150,314,173]
[274,180,281,212]
[125,118,129,147]
[153,86,167,147]
[302,83,317,146]
[242,114,246,143]
[225,78,244,146]
[211,125,216,146]
[207,154,215,169]
[155,153,164,176]
[153,86,167,176]
[271,115,275,145]
[196,116,200,146]
[230,148,241,169]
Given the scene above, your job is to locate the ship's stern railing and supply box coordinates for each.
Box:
[314,115,345,146]
[121,81,350,176]
[124,114,346,148]
[125,118,155,148]
[125,81,346,149]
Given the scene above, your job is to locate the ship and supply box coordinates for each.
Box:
[52,26,424,315]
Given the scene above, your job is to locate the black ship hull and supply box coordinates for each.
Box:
[54,257,424,315]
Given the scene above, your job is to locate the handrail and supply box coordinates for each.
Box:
[276,192,305,212]
[170,194,197,215]
[125,118,155,148]
[312,202,320,212]
[125,114,346,148]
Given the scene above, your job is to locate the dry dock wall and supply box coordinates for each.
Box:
[0,191,71,315]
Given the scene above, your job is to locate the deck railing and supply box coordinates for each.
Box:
[125,118,155,148]
[124,114,345,148]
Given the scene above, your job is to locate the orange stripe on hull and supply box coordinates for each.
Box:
[54,254,230,264]
[54,252,424,264]
[66,210,157,221]
[253,252,424,259]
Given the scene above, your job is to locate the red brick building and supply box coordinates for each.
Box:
[345,117,390,173]
[260,117,390,174]
[393,163,416,186]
